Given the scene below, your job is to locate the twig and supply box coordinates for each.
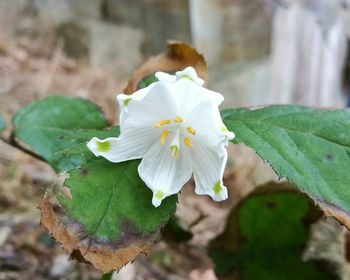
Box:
[0,132,46,163]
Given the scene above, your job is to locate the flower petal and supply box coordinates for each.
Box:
[86,125,159,162]
[175,66,205,86]
[186,100,233,157]
[118,82,178,132]
[155,72,176,83]
[138,137,192,207]
[116,83,157,128]
[169,79,224,119]
[156,66,205,86]
[191,143,228,201]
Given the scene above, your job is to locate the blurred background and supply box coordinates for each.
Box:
[0,0,350,279]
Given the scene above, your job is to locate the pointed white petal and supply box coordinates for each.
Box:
[169,79,224,119]
[138,138,192,207]
[192,143,228,201]
[116,84,157,128]
[156,67,205,86]
[87,137,118,157]
[175,66,205,86]
[199,87,224,106]
[119,82,178,132]
[185,100,224,154]
[86,125,159,162]
[155,72,176,83]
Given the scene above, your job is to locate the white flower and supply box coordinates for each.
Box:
[87,67,235,207]
[155,66,205,86]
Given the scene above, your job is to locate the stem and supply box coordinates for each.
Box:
[0,132,45,163]
[101,272,113,280]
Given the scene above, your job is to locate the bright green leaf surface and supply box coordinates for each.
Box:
[13,96,108,172]
[53,127,119,171]
[209,185,336,279]
[0,115,5,132]
[137,73,159,89]
[137,71,175,90]
[59,158,177,244]
[222,106,350,220]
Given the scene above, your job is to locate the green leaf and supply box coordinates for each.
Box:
[162,216,193,244]
[137,72,176,90]
[137,73,159,89]
[0,115,5,132]
[209,183,337,280]
[41,158,177,273]
[53,127,119,171]
[13,96,108,172]
[222,106,350,228]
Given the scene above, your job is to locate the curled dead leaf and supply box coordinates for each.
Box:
[124,42,207,94]
[39,196,157,273]
[318,201,350,231]
[61,186,72,200]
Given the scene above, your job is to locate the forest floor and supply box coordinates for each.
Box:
[2,25,348,280]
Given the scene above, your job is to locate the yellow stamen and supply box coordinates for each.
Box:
[154,120,171,128]
[184,137,193,148]
[173,116,183,123]
[160,129,169,145]
[154,119,171,128]
[186,126,196,135]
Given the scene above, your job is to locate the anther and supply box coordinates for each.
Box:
[184,137,193,148]
[160,130,169,145]
[173,116,183,123]
[186,126,196,135]
[154,120,171,128]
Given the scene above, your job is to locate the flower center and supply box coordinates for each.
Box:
[154,116,196,157]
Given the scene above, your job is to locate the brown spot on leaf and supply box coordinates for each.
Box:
[124,42,207,94]
[324,153,333,161]
[80,167,88,176]
[266,201,276,208]
[39,197,157,273]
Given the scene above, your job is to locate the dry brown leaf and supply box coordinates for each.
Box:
[39,197,156,273]
[124,42,207,94]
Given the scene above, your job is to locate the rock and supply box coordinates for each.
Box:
[57,21,90,59]
[0,0,28,36]
[190,0,271,65]
[33,0,102,24]
[89,21,143,77]
[33,0,73,24]
[141,0,191,55]
[104,0,191,55]
[209,60,270,108]
[70,0,102,19]
[102,0,142,26]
